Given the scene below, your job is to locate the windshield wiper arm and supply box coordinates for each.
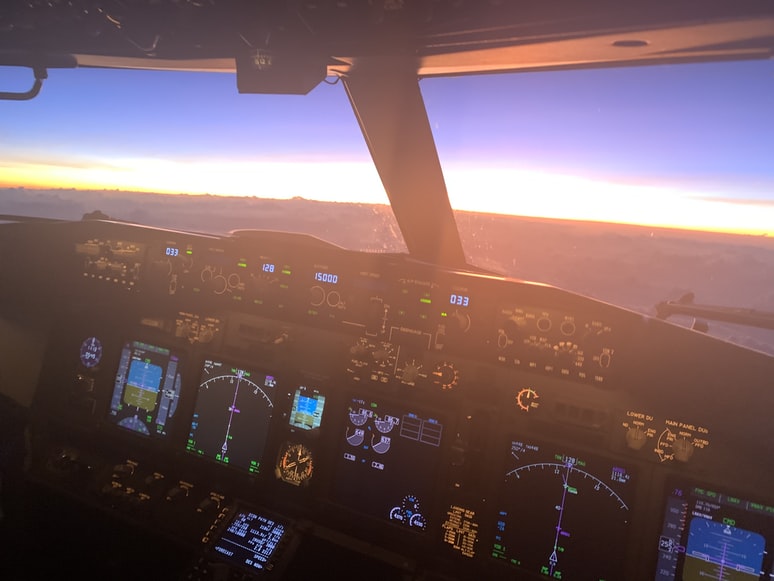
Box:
[655,292,774,331]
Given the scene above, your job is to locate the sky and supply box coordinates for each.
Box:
[1,58,773,235]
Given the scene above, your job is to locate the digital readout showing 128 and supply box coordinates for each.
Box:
[450,294,470,307]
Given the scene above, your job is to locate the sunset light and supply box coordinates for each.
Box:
[443,167,774,236]
[1,60,772,238]
[1,158,387,203]
[3,158,772,237]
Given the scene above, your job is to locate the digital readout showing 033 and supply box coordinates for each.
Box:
[449,294,470,307]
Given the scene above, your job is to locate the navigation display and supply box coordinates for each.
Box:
[654,480,774,580]
[490,437,636,579]
[186,358,278,474]
[107,340,182,438]
[332,396,444,531]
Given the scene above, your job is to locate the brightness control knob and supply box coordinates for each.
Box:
[673,437,695,462]
[625,426,648,450]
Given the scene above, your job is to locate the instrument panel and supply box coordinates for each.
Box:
[2,219,772,580]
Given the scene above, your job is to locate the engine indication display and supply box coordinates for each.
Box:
[491,438,635,579]
[333,396,444,531]
[186,359,278,474]
[107,340,182,438]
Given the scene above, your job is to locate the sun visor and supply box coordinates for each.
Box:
[236,49,327,95]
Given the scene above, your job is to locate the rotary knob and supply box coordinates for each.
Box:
[625,426,648,450]
[673,437,695,462]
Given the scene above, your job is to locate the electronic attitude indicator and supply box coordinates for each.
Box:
[492,439,635,579]
[685,520,765,579]
[187,360,277,474]
[655,482,774,581]
[108,341,182,438]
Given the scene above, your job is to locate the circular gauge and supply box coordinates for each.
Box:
[389,494,428,530]
[349,407,369,426]
[276,442,314,486]
[310,285,325,307]
[79,336,103,368]
[374,414,398,434]
[516,387,540,412]
[432,361,459,391]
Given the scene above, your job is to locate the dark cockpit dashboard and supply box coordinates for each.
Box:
[1,218,772,580]
[2,2,774,579]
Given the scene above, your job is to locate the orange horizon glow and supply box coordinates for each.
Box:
[2,159,772,238]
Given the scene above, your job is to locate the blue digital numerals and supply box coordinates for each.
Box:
[450,293,470,307]
[314,272,338,284]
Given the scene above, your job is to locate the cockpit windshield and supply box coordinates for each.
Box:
[421,60,774,353]
[2,59,772,352]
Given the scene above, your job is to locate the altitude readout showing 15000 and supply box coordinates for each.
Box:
[314,272,338,284]
[450,294,470,307]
